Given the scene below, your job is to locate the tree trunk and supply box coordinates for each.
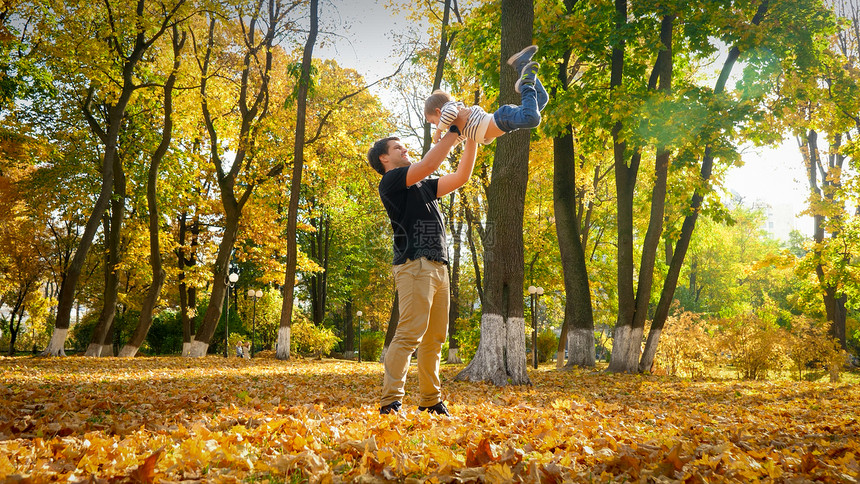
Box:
[610,12,673,373]
[606,0,639,373]
[277,0,318,360]
[86,155,127,357]
[803,129,849,350]
[555,126,596,367]
[46,140,116,357]
[380,292,398,362]
[6,288,26,356]
[121,28,184,358]
[464,202,485,306]
[447,195,463,364]
[639,0,770,373]
[309,212,330,326]
[455,0,533,386]
[344,299,355,357]
[556,319,568,368]
[190,211,239,357]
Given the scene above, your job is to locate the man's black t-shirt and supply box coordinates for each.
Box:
[378,166,448,265]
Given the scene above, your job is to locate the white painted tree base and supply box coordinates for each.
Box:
[608,324,643,373]
[565,328,596,367]
[84,343,103,357]
[456,313,530,386]
[118,345,138,357]
[187,340,209,357]
[181,341,194,357]
[40,328,68,357]
[378,346,387,363]
[446,347,462,364]
[276,326,291,360]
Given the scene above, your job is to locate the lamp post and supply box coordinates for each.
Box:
[247,289,262,357]
[356,310,363,363]
[224,272,239,358]
[528,285,544,369]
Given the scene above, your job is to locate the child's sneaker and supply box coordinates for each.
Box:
[514,61,540,93]
[506,45,538,75]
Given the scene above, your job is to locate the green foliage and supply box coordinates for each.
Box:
[453,313,482,364]
[536,328,558,364]
[290,319,340,358]
[358,331,384,362]
[144,311,183,355]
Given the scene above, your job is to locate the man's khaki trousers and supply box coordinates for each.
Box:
[381,257,449,408]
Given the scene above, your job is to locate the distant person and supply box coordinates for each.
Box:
[424,45,546,146]
[367,107,476,416]
[243,342,251,359]
[236,342,243,358]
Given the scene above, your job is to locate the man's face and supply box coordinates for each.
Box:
[382,139,410,169]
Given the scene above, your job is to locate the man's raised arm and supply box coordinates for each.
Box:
[406,107,470,187]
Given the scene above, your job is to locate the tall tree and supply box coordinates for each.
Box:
[40,0,189,356]
[455,0,533,386]
[276,0,318,360]
[119,25,186,357]
[639,0,771,372]
[544,0,596,367]
[189,0,296,357]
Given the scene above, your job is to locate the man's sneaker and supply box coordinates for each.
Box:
[380,401,401,415]
[418,401,451,416]
[514,61,540,93]
[506,45,538,75]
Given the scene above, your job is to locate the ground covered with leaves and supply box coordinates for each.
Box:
[1,357,858,483]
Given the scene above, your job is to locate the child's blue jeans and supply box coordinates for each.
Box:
[493,77,549,133]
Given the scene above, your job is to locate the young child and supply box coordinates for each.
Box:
[425,45,548,145]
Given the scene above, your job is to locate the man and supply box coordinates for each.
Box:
[367,110,477,416]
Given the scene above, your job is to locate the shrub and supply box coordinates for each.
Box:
[653,311,717,378]
[536,328,558,363]
[358,331,384,362]
[785,316,845,381]
[715,314,789,380]
[291,319,340,358]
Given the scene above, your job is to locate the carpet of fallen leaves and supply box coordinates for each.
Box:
[1,357,859,483]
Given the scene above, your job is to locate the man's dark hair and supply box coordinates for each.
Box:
[367,136,398,175]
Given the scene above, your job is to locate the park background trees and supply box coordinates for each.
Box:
[1,0,858,378]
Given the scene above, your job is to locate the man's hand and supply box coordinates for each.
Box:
[449,106,471,133]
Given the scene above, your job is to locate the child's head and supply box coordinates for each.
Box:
[424,90,452,125]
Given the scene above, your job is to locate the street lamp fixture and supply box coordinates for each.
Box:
[247,289,263,357]
[224,272,239,358]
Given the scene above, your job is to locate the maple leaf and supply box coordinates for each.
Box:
[128,447,163,483]
[465,438,499,467]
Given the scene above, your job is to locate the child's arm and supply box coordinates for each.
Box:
[434,102,466,142]
[432,126,445,144]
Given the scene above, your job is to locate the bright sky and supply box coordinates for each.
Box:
[318,0,814,238]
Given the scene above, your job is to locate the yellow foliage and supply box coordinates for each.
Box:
[653,311,717,378]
